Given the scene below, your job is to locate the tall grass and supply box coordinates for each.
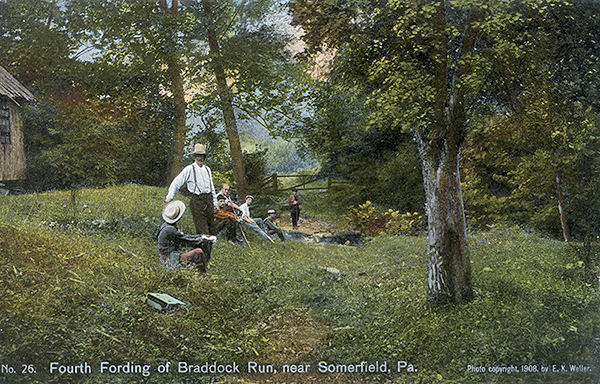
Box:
[0,185,598,384]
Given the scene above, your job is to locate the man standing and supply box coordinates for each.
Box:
[165,143,218,236]
[288,188,301,230]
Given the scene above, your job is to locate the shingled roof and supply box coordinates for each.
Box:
[0,65,36,103]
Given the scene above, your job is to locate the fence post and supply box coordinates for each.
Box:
[272,173,278,191]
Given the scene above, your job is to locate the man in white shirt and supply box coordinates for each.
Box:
[165,143,218,236]
[238,195,256,224]
[239,195,272,241]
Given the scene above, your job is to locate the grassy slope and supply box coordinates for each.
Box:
[0,185,598,384]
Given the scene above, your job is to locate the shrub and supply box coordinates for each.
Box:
[243,148,269,189]
[384,210,424,235]
[347,201,423,235]
[347,201,387,235]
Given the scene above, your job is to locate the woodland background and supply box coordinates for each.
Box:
[2,0,600,243]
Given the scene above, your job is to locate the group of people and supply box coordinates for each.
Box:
[156,143,300,271]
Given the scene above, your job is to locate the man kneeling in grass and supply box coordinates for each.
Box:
[157,200,216,272]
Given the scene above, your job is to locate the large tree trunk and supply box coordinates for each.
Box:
[418,0,475,304]
[164,51,187,185]
[201,0,248,201]
[160,0,187,185]
[419,137,472,303]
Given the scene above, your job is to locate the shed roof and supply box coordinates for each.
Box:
[0,65,36,103]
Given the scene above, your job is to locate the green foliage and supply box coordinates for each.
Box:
[242,146,269,190]
[0,186,598,383]
[463,84,600,239]
[0,0,175,190]
[38,93,170,188]
[290,0,600,246]
[0,0,75,89]
[295,81,424,212]
[347,201,385,235]
[384,211,424,235]
[3,0,309,191]
[184,0,311,156]
[262,137,316,174]
[347,201,423,236]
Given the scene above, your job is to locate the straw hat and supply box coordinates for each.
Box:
[191,143,207,156]
[162,200,186,224]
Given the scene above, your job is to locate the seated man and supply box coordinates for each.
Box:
[157,200,216,272]
[217,183,242,211]
[239,195,272,241]
[215,194,241,242]
[258,209,285,241]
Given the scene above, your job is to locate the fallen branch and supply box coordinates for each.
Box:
[96,329,122,344]
[119,245,140,258]
[64,252,88,260]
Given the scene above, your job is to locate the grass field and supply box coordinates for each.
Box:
[0,184,598,383]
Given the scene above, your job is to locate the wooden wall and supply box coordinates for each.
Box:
[0,98,26,181]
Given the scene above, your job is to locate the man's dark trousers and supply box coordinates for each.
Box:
[190,193,215,235]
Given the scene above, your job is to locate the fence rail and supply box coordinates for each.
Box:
[251,173,353,193]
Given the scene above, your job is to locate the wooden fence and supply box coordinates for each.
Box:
[251,173,354,193]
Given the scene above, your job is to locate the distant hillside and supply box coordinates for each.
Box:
[241,133,317,174]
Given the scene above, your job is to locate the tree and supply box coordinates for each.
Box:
[7,0,305,194]
[291,0,565,303]
[461,0,600,242]
[397,1,478,303]
[158,0,189,185]
[0,0,73,87]
[294,80,424,212]
[186,0,249,200]
[66,0,191,185]
[41,90,160,186]
[0,0,176,189]
[185,0,307,201]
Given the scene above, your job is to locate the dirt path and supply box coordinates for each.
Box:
[223,213,373,383]
[231,307,377,383]
[277,211,348,236]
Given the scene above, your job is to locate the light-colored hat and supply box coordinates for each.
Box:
[162,200,186,224]
[246,195,254,200]
[267,209,276,215]
[191,143,207,156]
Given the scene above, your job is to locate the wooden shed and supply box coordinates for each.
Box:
[0,65,36,184]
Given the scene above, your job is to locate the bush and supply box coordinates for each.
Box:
[347,201,424,235]
[243,148,269,189]
[384,210,424,235]
[347,201,386,235]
